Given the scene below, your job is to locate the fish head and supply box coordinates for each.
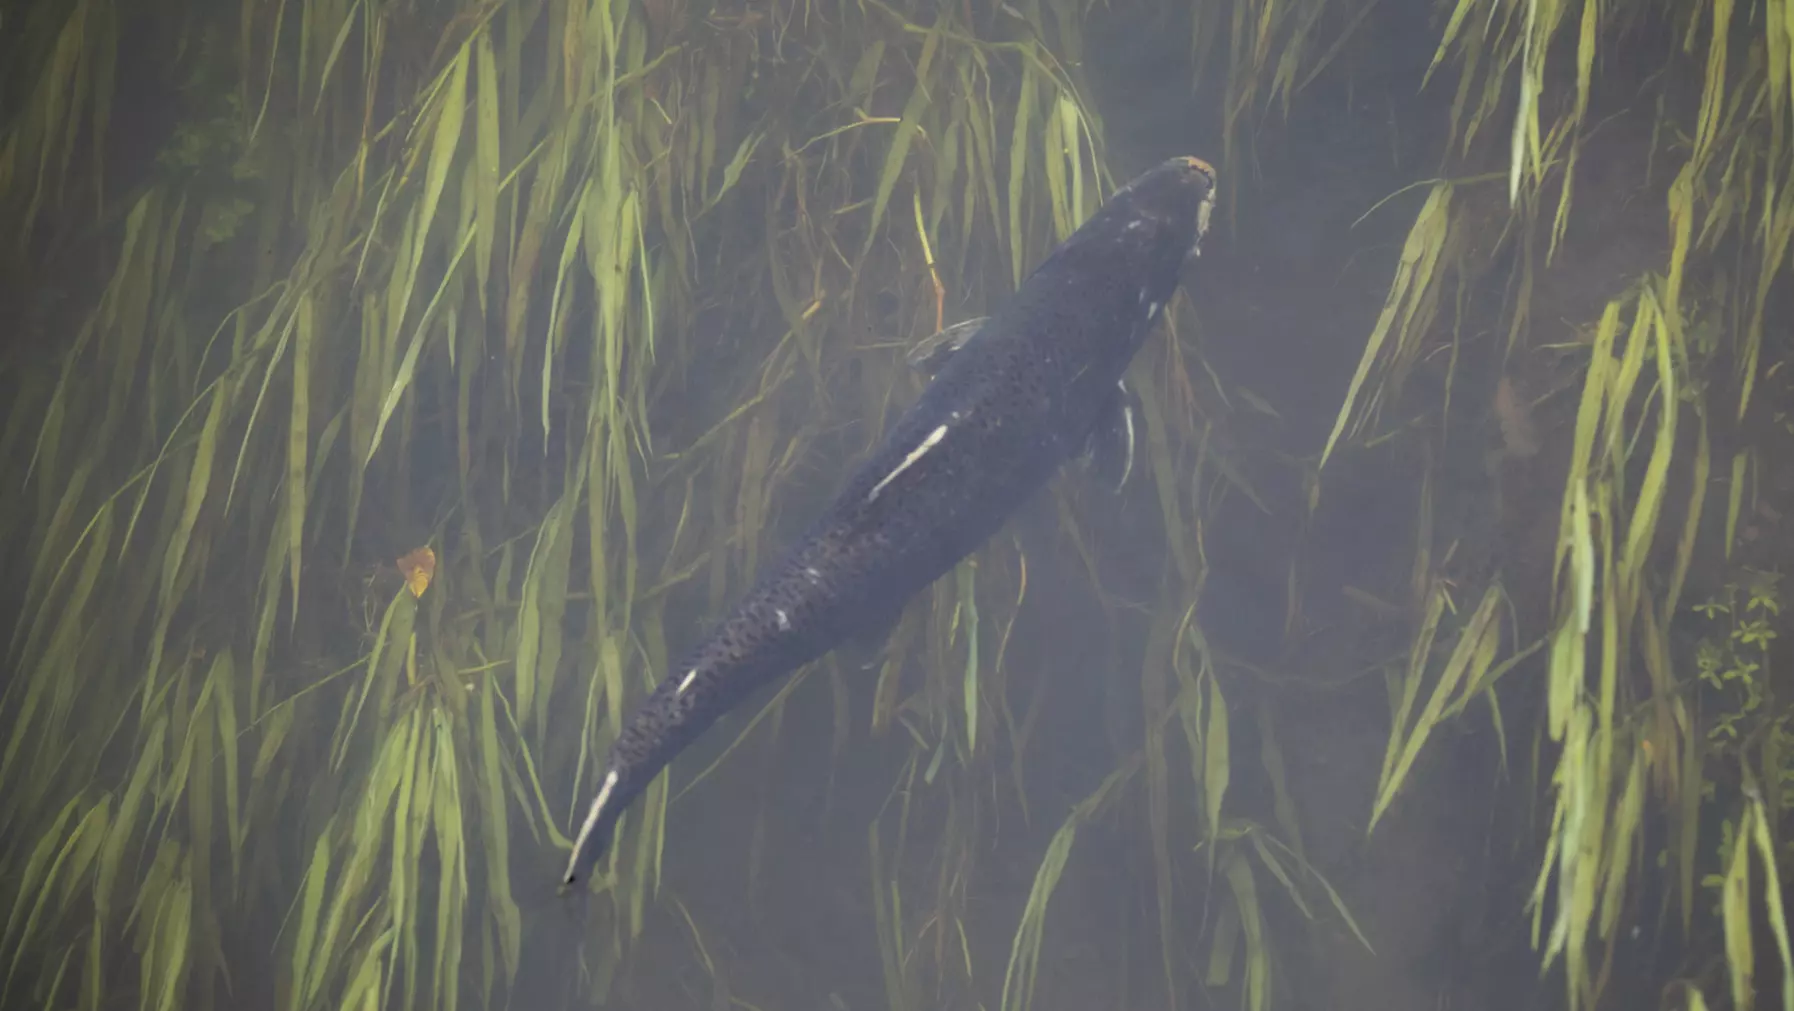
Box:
[1105,155,1218,263]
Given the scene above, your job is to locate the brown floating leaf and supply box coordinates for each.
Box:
[397,546,436,598]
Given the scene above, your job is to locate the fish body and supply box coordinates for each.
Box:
[564,156,1217,886]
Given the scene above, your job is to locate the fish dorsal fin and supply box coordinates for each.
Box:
[905,316,989,376]
[1084,379,1141,493]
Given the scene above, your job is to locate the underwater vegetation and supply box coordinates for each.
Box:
[0,1,1791,1010]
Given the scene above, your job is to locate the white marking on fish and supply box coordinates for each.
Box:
[677,668,699,694]
[776,609,790,630]
[1126,219,1146,232]
[566,769,620,881]
[1119,401,1136,487]
[805,567,822,583]
[1138,288,1148,304]
[1147,301,1160,319]
[868,424,949,502]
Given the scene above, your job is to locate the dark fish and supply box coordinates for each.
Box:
[563,155,1218,886]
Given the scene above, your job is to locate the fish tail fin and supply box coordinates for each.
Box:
[563,767,624,887]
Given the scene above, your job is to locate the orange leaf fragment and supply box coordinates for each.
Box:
[398,546,436,598]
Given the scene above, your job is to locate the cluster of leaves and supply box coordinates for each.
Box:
[1693,572,1780,747]
[1301,1,1794,1010]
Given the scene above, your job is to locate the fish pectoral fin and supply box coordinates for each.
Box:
[1083,379,1141,493]
[904,317,989,376]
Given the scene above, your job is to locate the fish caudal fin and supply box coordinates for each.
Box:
[563,768,622,887]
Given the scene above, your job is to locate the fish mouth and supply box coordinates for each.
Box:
[1171,156,1218,251]
[1178,156,1218,186]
